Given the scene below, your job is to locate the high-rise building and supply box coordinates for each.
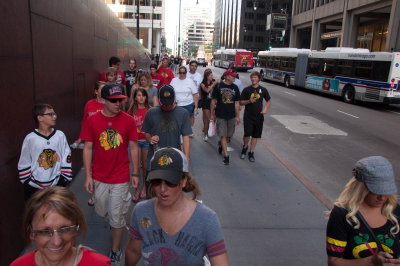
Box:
[290,0,400,52]
[105,0,165,56]
[181,0,215,59]
[213,0,292,52]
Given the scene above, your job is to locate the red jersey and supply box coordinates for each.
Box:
[158,67,174,85]
[80,111,138,184]
[133,108,148,140]
[79,99,104,139]
[100,69,126,85]
[11,248,111,265]
[151,73,164,89]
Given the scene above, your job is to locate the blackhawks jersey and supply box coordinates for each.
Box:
[18,129,72,189]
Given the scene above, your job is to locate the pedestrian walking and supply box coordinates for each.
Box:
[10,186,111,265]
[239,71,271,162]
[326,156,400,265]
[211,69,241,165]
[127,88,151,203]
[125,147,230,266]
[124,58,137,100]
[80,83,139,264]
[150,63,164,89]
[200,68,220,142]
[100,56,126,87]
[170,66,199,132]
[18,104,72,203]
[158,57,174,85]
[131,72,158,107]
[187,60,203,128]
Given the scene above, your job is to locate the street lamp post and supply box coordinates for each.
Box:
[178,0,181,58]
[253,1,258,51]
[151,0,155,56]
[136,0,139,40]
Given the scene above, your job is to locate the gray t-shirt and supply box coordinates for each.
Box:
[141,106,192,170]
[129,199,227,265]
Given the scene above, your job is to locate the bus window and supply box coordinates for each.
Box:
[273,57,280,69]
[354,61,372,80]
[281,57,289,70]
[259,57,267,67]
[267,57,273,68]
[307,58,320,75]
[321,59,335,77]
[337,60,353,77]
[288,58,296,72]
[371,61,390,82]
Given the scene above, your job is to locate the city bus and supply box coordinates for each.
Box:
[213,49,253,70]
[258,47,400,104]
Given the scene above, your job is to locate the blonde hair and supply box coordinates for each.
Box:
[330,177,399,235]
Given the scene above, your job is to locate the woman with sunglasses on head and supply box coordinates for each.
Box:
[125,147,230,266]
[11,186,110,265]
[131,72,158,107]
[170,66,199,119]
[326,156,400,265]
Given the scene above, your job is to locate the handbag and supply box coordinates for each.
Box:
[208,120,216,137]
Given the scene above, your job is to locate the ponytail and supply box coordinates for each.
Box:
[182,173,201,200]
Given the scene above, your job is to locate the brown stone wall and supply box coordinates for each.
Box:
[0,0,150,264]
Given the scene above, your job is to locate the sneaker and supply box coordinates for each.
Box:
[218,141,222,154]
[109,250,121,265]
[203,135,208,142]
[223,156,229,165]
[248,152,255,162]
[240,145,248,159]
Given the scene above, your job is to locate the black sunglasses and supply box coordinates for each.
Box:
[179,72,187,74]
[107,98,124,103]
[150,179,179,188]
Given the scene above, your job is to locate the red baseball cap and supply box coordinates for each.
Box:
[224,69,238,77]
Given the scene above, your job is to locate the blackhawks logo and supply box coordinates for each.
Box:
[99,128,123,151]
[158,155,173,166]
[37,149,60,170]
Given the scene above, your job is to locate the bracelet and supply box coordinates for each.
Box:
[132,174,140,176]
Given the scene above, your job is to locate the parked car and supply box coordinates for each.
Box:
[197,58,208,67]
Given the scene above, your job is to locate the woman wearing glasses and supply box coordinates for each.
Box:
[170,66,199,118]
[11,186,110,265]
[125,147,230,265]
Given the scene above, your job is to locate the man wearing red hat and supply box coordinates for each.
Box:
[211,69,241,165]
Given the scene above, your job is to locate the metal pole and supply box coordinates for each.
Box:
[136,0,139,40]
[269,0,273,49]
[151,0,154,55]
[178,0,181,58]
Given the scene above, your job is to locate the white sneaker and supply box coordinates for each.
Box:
[203,135,208,142]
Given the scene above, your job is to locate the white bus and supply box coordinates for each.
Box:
[258,47,400,104]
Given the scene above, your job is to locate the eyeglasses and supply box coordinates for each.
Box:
[151,179,179,188]
[31,225,79,239]
[107,98,124,103]
[179,72,187,74]
[41,112,57,117]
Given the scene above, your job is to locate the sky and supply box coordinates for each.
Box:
[164,0,179,51]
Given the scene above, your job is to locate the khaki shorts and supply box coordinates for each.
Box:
[216,117,236,137]
[93,180,131,228]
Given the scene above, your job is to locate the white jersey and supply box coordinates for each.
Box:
[187,71,202,93]
[18,129,72,189]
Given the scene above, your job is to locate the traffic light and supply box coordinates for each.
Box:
[269,45,272,50]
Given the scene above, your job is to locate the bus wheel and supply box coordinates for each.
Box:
[343,86,355,104]
[284,75,290,88]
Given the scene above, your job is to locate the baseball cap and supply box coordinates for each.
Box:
[101,84,127,99]
[353,156,397,195]
[158,84,175,105]
[224,69,238,77]
[147,147,189,185]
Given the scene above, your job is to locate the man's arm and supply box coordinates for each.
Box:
[261,99,271,114]
[83,141,94,194]
[129,140,139,188]
[235,101,240,125]
[182,135,190,168]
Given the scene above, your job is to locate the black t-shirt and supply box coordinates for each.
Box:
[326,206,400,259]
[124,70,137,97]
[212,82,240,119]
[201,79,215,101]
[174,57,180,64]
[240,85,271,116]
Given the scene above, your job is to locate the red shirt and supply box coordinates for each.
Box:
[133,108,148,140]
[158,67,174,85]
[100,69,126,85]
[151,73,164,89]
[79,99,104,139]
[11,248,111,265]
[80,111,138,184]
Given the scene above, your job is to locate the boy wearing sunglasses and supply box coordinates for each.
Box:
[80,83,140,264]
[18,104,72,203]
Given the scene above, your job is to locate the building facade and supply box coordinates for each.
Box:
[214,0,292,52]
[105,0,165,56]
[290,0,400,52]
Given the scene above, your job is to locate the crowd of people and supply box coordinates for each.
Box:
[14,54,400,266]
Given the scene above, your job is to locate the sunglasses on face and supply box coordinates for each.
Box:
[107,98,124,103]
[179,72,187,74]
[150,179,179,187]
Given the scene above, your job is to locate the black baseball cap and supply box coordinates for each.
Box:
[101,84,127,99]
[147,147,189,185]
[158,84,175,105]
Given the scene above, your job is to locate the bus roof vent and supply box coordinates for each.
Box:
[324,47,370,53]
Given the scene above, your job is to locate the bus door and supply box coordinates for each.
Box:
[295,53,309,87]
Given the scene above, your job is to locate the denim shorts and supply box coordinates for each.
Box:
[181,103,195,114]
[137,140,149,150]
